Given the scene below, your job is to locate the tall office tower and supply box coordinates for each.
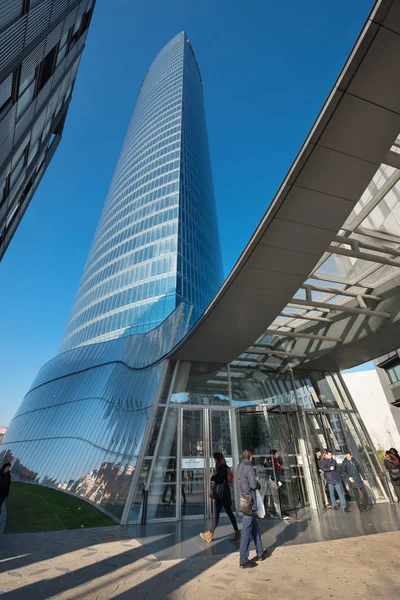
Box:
[0,0,95,261]
[61,31,223,352]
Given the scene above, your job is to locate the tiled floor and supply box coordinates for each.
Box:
[0,503,399,599]
[128,502,400,560]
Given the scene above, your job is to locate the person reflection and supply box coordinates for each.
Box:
[162,458,176,504]
[162,459,187,505]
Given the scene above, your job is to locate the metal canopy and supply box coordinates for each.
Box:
[172,0,400,370]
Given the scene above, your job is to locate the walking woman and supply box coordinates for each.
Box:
[200,452,240,543]
[384,450,400,501]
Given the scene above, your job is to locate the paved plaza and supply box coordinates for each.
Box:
[1,506,400,599]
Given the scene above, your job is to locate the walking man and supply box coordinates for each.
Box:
[341,451,370,513]
[237,450,268,569]
[320,451,350,512]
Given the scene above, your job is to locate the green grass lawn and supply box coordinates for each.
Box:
[3,482,116,534]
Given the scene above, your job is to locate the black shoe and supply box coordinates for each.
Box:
[344,507,351,513]
[255,550,270,562]
[240,560,258,569]
[333,506,339,510]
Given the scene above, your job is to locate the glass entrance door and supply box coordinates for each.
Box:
[180,408,233,519]
[304,410,388,505]
[236,405,311,518]
[181,410,206,518]
[266,407,309,516]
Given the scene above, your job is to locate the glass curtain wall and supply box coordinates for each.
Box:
[127,361,388,523]
[60,32,223,352]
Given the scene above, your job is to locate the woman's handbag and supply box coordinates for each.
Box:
[209,479,225,500]
[237,464,253,516]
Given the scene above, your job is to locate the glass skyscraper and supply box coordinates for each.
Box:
[61,32,223,352]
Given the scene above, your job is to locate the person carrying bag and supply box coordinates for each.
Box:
[237,450,268,569]
[200,453,240,544]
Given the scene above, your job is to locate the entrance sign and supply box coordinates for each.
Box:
[182,457,204,469]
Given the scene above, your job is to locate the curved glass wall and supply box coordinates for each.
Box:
[0,308,186,520]
[61,32,222,352]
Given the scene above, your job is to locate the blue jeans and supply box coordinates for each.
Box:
[239,512,263,564]
[328,483,346,509]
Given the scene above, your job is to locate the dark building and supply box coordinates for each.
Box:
[0,0,95,261]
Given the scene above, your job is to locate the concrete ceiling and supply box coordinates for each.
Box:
[173,0,400,366]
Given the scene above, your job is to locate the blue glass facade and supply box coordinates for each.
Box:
[0,308,187,519]
[61,32,222,352]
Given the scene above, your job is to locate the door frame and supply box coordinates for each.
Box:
[178,405,233,521]
[236,403,316,515]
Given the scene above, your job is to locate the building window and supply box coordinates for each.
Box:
[1,177,9,209]
[0,73,13,115]
[6,202,19,230]
[387,363,400,384]
[56,29,71,69]
[9,155,25,190]
[35,45,58,96]
[16,81,35,119]
[68,8,93,50]
[9,145,28,191]
[79,9,93,36]
[27,141,39,167]
[22,0,30,15]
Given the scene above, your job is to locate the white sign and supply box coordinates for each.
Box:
[182,458,204,469]
[181,457,234,469]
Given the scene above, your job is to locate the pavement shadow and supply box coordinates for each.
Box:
[0,526,131,575]
[0,526,238,599]
[0,512,307,599]
[267,518,310,556]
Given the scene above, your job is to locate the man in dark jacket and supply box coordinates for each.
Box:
[237,450,268,569]
[341,451,369,512]
[0,463,11,513]
[320,451,350,512]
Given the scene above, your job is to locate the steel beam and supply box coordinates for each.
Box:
[342,225,400,247]
[301,283,381,302]
[263,330,343,343]
[287,302,331,313]
[290,298,391,318]
[328,244,400,268]
[345,170,400,231]
[278,311,333,323]
[246,347,307,358]
[334,234,400,259]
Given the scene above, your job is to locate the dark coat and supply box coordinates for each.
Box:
[237,458,260,506]
[211,463,231,505]
[341,458,365,488]
[320,458,341,485]
[384,459,400,484]
[0,471,11,498]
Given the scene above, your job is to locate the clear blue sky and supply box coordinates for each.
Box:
[0,0,375,426]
